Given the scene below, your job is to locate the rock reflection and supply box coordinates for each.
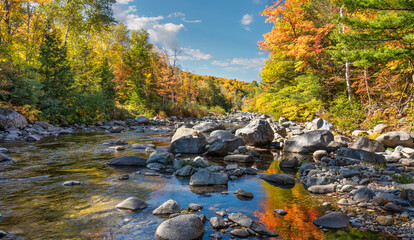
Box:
[254,160,325,240]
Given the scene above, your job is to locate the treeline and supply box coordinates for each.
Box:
[0,0,249,124]
[244,0,414,132]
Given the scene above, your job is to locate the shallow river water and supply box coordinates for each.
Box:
[0,128,394,240]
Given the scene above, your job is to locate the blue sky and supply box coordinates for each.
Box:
[113,0,273,82]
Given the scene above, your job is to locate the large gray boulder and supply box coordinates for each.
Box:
[336,147,386,165]
[189,169,228,186]
[146,151,174,165]
[235,119,274,146]
[155,214,204,240]
[175,165,195,177]
[172,128,204,142]
[313,212,349,229]
[135,116,150,124]
[353,187,375,202]
[108,156,146,166]
[0,108,28,130]
[169,136,207,154]
[193,122,225,133]
[210,130,236,141]
[376,132,414,148]
[283,130,334,153]
[349,137,385,152]
[311,118,334,130]
[205,141,228,156]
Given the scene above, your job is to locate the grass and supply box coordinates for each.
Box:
[392,173,414,184]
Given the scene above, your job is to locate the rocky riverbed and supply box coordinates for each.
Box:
[0,109,412,239]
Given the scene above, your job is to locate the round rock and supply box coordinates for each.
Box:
[155,214,204,240]
[313,212,349,229]
[116,197,148,211]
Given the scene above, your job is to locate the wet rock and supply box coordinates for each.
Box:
[205,141,228,156]
[235,119,274,146]
[215,211,227,217]
[376,216,394,226]
[62,181,83,186]
[108,156,147,166]
[0,108,28,130]
[193,122,225,133]
[353,187,375,202]
[223,154,254,163]
[26,134,42,141]
[261,174,295,185]
[226,164,238,171]
[147,162,165,170]
[209,233,222,240]
[189,169,228,186]
[147,151,174,165]
[327,141,347,153]
[313,212,349,229]
[376,131,414,148]
[135,116,150,124]
[199,214,207,223]
[152,200,183,215]
[301,176,337,188]
[283,130,334,153]
[118,175,129,180]
[0,153,13,162]
[230,229,249,238]
[116,197,148,211]
[383,203,403,213]
[209,217,226,229]
[308,184,336,194]
[188,203,203,212]
[175,165,195,177]
[273,209,288,216]
[234,189,254,199]
[110,126,124,133]
[349,137,385,152]
[155,214,204,240]
[336,147,386,165]
[169,136,207,154]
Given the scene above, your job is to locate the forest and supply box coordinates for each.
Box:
[1,0,414,133]
[244,0,414,132]
[0,0,251,124]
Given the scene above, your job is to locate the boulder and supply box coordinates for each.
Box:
[279,157,299,168]
[334,135,351,145]
[210,130,237,141]
[273,209,288,216]
[193,122,225,133]
[336,147,386,165]
[353,187,375,202]
[108,156,146,166]
[209,217,227,229]
[193,156,210,168]
[0,108,28,130]
[146,151,174,165]
[235,119,274,146]
[311,118,334,130]
[234,189,254,199]
[187,203,203,212]
[175,165,195,177]
[376,132,414,148]
[373,124,388,134]
[172,128,204,142]
[376,216,394,226]
[349,137,385,152]
[313,212,349,229]
[152,200,183,215]
[189,169,228,186]
[261,174,295,185]
[205,141,228,156]
[110,126,124,133]
[155,214,204,240]
[169,136,207,154]
[116,197,148,211]
[135,116,150,124]
[230,229,250,238]
[283,130,334,153]
[228,213,277,237]
[223,154,254,163]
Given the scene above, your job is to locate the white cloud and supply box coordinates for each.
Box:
[212,57,265,71]
[113,5,185,49]
[168,12,202,24]
[116,0,133,4]
[178,48,213,61]
[241,14,254,31]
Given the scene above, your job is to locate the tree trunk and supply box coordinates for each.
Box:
[340,7,353,104]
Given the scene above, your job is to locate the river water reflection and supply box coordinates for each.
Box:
[0,129,383,239]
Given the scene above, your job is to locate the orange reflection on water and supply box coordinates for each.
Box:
[253,161,325,240]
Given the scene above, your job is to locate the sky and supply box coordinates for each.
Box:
[112,0,274,83]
